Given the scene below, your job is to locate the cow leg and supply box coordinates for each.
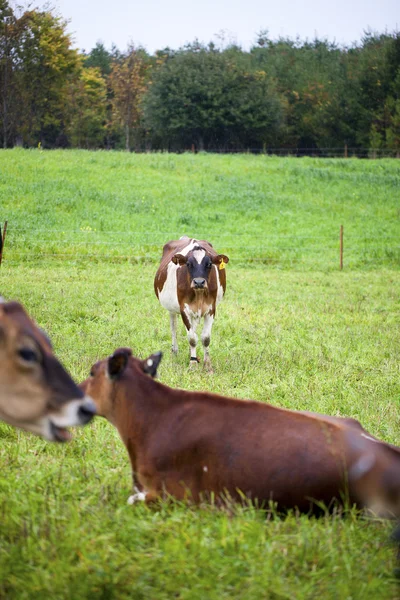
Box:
[201,313,214,371]
[181,310,199,365]
[169,312,178,354]
[132,470,143,491]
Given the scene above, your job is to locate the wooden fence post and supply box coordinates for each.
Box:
[340,224,343,270]
[0,221,8,267]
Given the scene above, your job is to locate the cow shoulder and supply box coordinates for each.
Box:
[155,239,190,297]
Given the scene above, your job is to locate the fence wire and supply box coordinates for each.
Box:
[1,226,399,270]
[173,147,400,158]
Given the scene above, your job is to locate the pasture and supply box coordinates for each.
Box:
[0,149,400,599]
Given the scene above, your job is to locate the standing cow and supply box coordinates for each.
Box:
[154,237,229,370]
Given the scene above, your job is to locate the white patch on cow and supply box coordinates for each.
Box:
[184,300,213,320]
[215,266,224,306]
[361,433,379,443]
[183,303,200,359]
[202,313,214,341]
[349,453,376,480]
[179,239,200,257]
[127,491,147,504]
[193,248,206,264]
[158,262,180,313]
[147,359,153,367]
[203,465,208,472]
[184,303,202,322]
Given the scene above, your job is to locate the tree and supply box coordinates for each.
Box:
[84,41,112,77]
[250,37,359,149]
[361,33,400,154]
[66,65,107,148]
[0,6,399,152]
[109,46,149,151]
[0,2,21,147]
[144,43,283,151]
[13,8,80,146]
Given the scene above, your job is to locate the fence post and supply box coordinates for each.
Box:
[339,225,343,270]
[0,221,7,267]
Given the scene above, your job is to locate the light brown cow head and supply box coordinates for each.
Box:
[0,300,96,441]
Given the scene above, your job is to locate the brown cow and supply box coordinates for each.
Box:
[81,347,400,517]
[154,237,229,370]
[0,298,96,441]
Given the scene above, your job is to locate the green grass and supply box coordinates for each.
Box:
[1,148,400,269]
[0,149,400,598]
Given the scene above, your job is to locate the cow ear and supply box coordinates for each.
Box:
[213,254,229,268]
[141,351,162,378]
[108,348,131,379]
[172,253,187,266]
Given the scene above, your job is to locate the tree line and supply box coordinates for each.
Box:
[0,1,399,153]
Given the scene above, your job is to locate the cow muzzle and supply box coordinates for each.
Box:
[77,397,97,424]
[192,278,207,289]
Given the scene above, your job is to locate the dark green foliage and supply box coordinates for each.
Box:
[143,43,283,150]
[0,1,399,151]
[83,41,113,77]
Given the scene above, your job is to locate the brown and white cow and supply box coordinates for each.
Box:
[0,298,96,441]
[81,347,400,517]
[154,237,229,370]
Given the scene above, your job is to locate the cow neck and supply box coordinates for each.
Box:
[111,370,178,451]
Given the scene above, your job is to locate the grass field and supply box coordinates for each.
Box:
[0,149,400,599]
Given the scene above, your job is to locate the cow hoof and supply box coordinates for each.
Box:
[171,346,178,355]
[127,492,147,504]
[189,359,200,369]
[203,358,213,373]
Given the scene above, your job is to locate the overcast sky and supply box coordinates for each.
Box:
[38,0,398,54]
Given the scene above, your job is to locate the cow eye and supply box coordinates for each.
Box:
[90,368,95,377]
[18,347,40,363]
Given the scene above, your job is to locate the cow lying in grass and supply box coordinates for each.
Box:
[154,237,229,370]
[81,347,400,517]
[0,298,96,441]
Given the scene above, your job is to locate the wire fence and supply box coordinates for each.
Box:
[1,225,399,270]
[153,147,400,159]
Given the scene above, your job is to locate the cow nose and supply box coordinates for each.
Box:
[193,278,206,288]
[78,398,97,424]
